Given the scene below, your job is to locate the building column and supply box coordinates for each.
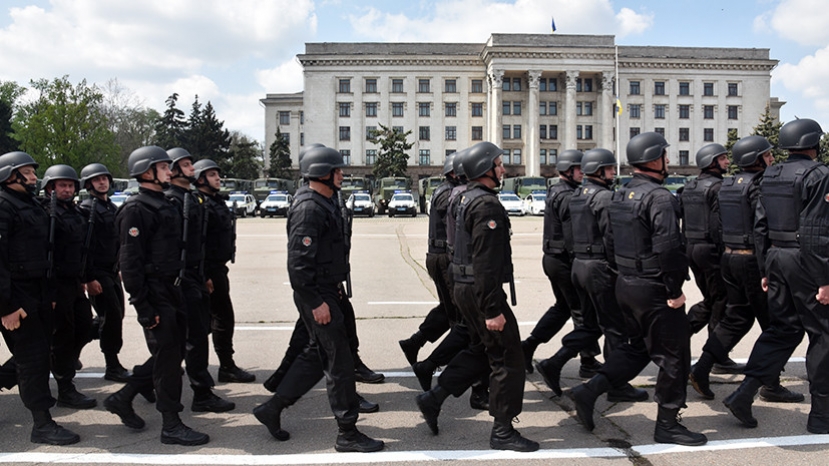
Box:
[489,69,504,145]
[564,70,579,150]
[526,70,542,176]
[600,71,615,151]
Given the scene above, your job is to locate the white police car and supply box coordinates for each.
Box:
[226,192,256,217]
[524,191,546,216]
[259,191,292,217]
[498,192,525,216]
[347,191,375,217]
[387,191,417,217]
[110,192,130,209]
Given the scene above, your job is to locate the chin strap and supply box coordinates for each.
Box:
[636,157,668,181]
[11,170,37,194]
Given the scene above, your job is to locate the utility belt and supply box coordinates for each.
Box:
[451,263,474,284]
[573,243,604,260]
[722,234,754,248]
[9,260,51,279]
[544,239,566,255]
[615,255,660,275]
[769,230,798,249]
[724,247,754,255]
[428,238,447,253]
[144,261,184,277]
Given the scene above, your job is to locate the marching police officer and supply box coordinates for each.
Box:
[42,164,96,410]
[416,141,538,452]
[0,151,79,445]
[535,149,647,403]
[165,148,235,413]
[252,146,383,452]
[724,118,829,433]
[107,146,208,445]
[690,135,803,403]
[79,163,131,382]
[570,132,707,446]
[521,149,601,376]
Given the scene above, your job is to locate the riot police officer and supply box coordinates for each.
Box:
[535,149,647,403]
[521,149,601,376]
[107,146,208,445]
[690,136,803,403]
[165,148,235,413]
[79,163,131,382]
[194,160,255,383]
[42,164,96,410]
[724,118,829,433]
[0,151,79,445]
[252,146,383,452]
[570,132,707,446]
[416,141,538,452]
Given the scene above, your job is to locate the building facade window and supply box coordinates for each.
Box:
[630,104,641,119]
[445,79,457,93]
[392,125,404,134]
[704,128,714,142]
[577,125,582,139]
[655,127,665,136]
[339,126,350,141]
[679,105,690,119]
[338,79,351,93]
[282,133,290,145]
[502,78,511,91]
[502,125,511,140]
[539,78,547,92]
[540,149,547,165]
[365,102,377,117]
[471,126,483,140]
[654,81,665,95]
[577,78,593,92]
[654,104,665,119]
[445,102,457,117]
[728,105,739,120]
[418,79,430,93]
[445,126,456,140]
[679,127,689,141]
[503,101,511,115]
[365,150,376,165]
[549,149,558,165]
[728,83,738,96]
[549,102,557,116]
[539,102,546,115]
[471,79,483,93]
[630,127,640,138]
[704,82,714,96]
[419,126,430,140]
[630,80,640,95]
[340,150,351,165]
[512,77,522,91]
[392,102,404,117]
[300,111,304,124]
[300,132,304,145]
[471,102,483,117]
[550,125,558,140]
[365,126,376,140]
[339,102,350,117]
[279,111,290,125]
[419,149,430,166]
[419,102,430,117]
[513,124,522,139]
[513,101,522,115]
[704,105,714,119]
[679,82,690,95]
[392,79,404,93]
[540,124,547,139]
[679,150,690,165]
[512,149,522,165]
[548,78,557,91]
[365,78,377,93]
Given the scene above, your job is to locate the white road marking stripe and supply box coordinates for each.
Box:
[1,435,828,464]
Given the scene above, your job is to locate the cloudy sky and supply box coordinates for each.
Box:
[1,0,827,145]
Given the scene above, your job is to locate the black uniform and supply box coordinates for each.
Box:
[117,187,187,414]
[601,173,691,409]
[739,154,829,429]
[47,196,94,399]
[0,186,55,413]
[80,196,126,367]
[681,172,727,334]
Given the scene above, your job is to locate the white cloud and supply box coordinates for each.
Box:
[256,59,304,94]
[762,0,829,46]
[774,45,829,116]
[347,0,653,42]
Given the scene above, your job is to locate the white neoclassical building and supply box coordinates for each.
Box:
[261,34,781,178]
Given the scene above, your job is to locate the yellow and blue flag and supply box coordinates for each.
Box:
[551,16,557,33]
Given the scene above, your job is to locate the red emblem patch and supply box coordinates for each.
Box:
[487,220,497,229]
[302,236,312,246]
[825,193,829,203]
[128,227,139,237]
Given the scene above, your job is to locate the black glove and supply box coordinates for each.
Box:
[134,302,157,328]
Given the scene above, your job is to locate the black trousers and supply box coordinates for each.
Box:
[744,248,829,404]
[437,282,524,421]
[686,242,728,335]
[182,271,214,389]
[51,278,94,389]
[208,264,236,366]
[600,275,691,409]
[276,286,359,425]
[89,271,125,355]
[1,279,54,411]
[702,252,769,363]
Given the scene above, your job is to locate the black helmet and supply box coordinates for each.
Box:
[779,118,823,150]
[42,164,80,192]
[442,152,456,176]
[167,147,194,166]
[300,146,345,179]
[581,149,616,175]
[556,149,583,172]
[463,141,504,180]
[193,159,220,183]
[732,136,773,167]
[627,132,669,165]
[298,143,325,163]
[128,145,172,177]
[80,162,113,188]
[452,147,468,179]
[695,143,727,169]
[0,151,38,183]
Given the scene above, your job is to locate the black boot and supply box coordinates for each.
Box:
[416,385,449,435]
[357,394,379,413]
[335,421,384,452]
[521,335,541,374]
[723,376,762,427]
[689,352,716,400]
[104,383,145,429]
[263,366,289,393]
[160,411,209,446]
[489,418,539,452]
[413,360,437,392]
[191,387,235,413]
[607,383,649,402]
[57,382,97,409]
[578,355,603,378]
[808,395,829,434]
[253,395,290,441]
[218,362,256,383]
[712,357,746,375]
[568,374,611,431]
[759,382,805,403]
[104,353,131,383]
[654,405,707,446]
[354,354,385,384]
[535,347,578,397]
[399,331,427,367]
[469,382,489,410]
[30,410,80,445]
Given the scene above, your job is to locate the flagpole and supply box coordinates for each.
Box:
[615,44,621,175]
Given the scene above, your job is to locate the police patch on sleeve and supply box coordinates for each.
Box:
[302,236,312,246]
[128,227,139,237]
[825,193,829,203]
[487,219,497,229]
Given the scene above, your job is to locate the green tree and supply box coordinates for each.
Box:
[724,127,740,174]
[369,124,412,178]
[751,104,786,164]
[268,128,291,178]
[12,76,119,172]
[153,93,187,149]
[0,81,26,154]
[184,98,231,165]
[225,131,262,179]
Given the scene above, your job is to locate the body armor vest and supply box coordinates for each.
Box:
[0,190,50,279]
[681,177,719,243]
[125,193,183,277]
[166,187,206,268]
[761,161,821,247]
[451,187,513,284]
[427,181,453,254]
[543,182,574,255]
[609,181,663,276]
[292,190,349,284]
[204,194,234,265]
[571,183,607,259]
[52,201,85,278]
[445,184,468,253]
[80,197,119,271]
[719,172,760,249]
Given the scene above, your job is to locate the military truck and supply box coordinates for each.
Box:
[502,176,548,198]
[253,177,296,204]
[341,175,372,199]
[219,178,253,197]
[373,176,412,215]
[418,176,443,214]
